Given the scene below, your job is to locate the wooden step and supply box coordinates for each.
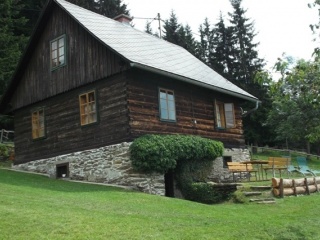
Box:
[249,198,276,204]
[250,186,271,191]
[244,192,262,196]
[256,200,276,204]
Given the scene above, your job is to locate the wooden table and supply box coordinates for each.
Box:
[241,160,269,181]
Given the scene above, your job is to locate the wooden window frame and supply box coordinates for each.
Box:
[159,88,176,122]
[31,108,46,140]
[79,90,97,126]
[214,100,235,129]
[50,34,66,70]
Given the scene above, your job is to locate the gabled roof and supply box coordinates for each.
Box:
[0,0,258,112]
[54,0,257,102]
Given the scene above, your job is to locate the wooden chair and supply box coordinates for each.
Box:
[263,157,290,179]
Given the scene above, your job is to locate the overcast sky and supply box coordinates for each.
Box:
[123,0,319,73]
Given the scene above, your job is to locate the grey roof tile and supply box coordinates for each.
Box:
[55,0,258,102]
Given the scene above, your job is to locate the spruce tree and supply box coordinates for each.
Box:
[210,13,234,79]
[198,18,213,65]
[0,0,28,95]
[228,0,264,86]
[67,0,130,18]
[94,0,130,18]
[163,10,181,44]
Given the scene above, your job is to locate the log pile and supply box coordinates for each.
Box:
[272,177,320,197]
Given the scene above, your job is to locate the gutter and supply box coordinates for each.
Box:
[130,62,260,103]
[241,101,260,117]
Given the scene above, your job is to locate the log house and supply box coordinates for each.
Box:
[0,0,259,166]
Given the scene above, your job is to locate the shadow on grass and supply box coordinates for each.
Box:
[271,226,313,240]
[0,168,133,194]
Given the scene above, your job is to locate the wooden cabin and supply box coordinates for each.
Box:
[0,0,258,168]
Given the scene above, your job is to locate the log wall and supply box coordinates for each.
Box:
[14,73,129,164]
[127,69,245,147]
[10,5,128,110]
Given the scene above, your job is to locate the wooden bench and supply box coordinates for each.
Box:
[227,162,258,182]
[263,157,290,178]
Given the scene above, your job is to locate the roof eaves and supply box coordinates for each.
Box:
[130,62,260,103]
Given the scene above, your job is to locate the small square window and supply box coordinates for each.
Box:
[32,108,45,139]
[79,91,97,126]
[50,35,66,69]
[159,88,176,121]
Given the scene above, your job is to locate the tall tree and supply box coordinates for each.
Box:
[19,0,46,37]
[198,18,213,64]
[228,0,264,86]
[210,13,234,79]
[94,0,130,18]
[163,10,181,45]
[66,0,130,18]
[144,21,159,38]
[268,58,320,153]
[162,11,198,55]
[0,0,28,95]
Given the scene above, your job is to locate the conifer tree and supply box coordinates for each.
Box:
[210,13,234,79]
[163,12,198,56]
[67,0,130,18]
[0,0,28,95]
[228,0,264,86]
[163,10,181,45]
[198,18,213,64]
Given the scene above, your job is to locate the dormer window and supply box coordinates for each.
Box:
[50,35,66,70]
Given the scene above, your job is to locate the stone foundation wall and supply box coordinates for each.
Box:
[12,142,165,195]
[12,142,250,194]
[208,148,250,182]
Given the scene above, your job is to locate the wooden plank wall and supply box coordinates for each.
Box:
[10,5,128,110]
[127,69,245,147]
[14,74,129,164]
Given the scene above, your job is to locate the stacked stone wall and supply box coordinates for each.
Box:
[12,142,165,195]
[209,148,250,182]
[12,142,250,194]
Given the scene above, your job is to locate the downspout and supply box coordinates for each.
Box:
[241,101,260,117]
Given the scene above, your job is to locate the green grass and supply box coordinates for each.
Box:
[1,169,320,239]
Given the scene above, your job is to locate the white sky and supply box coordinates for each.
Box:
[124,0,319,73]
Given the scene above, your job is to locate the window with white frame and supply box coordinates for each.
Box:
[159,88,176,121]
[50,35,66,69]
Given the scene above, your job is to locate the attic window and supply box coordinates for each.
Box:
[215,101,235,129]
[50,35,66,69]
[79,91,97,126]
[32,108,45,139]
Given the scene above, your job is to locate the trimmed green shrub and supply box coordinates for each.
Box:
[184,182,233,204]
[130,134,225,203]
[130,134,224,173]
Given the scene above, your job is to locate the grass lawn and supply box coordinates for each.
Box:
[1,168,320,239]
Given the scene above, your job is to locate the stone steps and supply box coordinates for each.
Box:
[240,184,276,204]
[250,186,272,191]
[249,198,276,204]
[244,191,262,196]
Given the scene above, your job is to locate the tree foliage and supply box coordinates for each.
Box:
[130,134,223,174]
[0,0,28,95]
[268,57,320,152]
[66,0,130,18]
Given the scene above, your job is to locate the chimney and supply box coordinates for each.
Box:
[113,14,133,25]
